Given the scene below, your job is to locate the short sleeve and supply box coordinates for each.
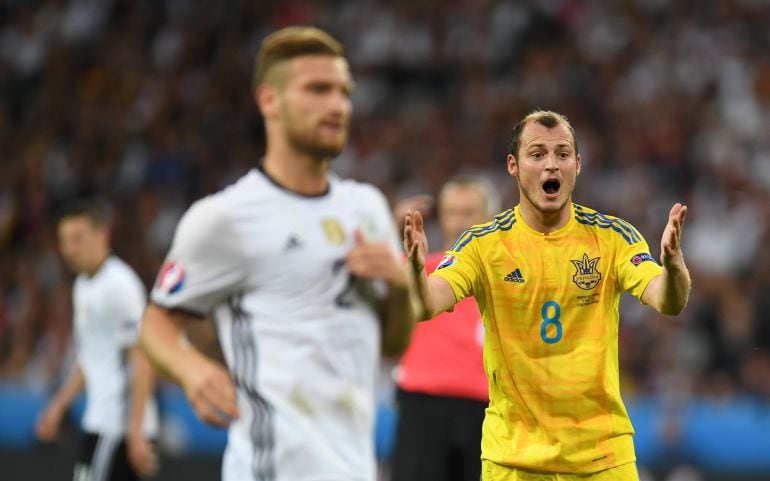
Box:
[113,272,147,348]
[357,184,401,256]
[615,220,663,301]
[150,196,248,315]
[351,184,402,299]
[429,232,484,303]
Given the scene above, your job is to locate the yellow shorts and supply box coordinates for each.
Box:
[482,460,639,481]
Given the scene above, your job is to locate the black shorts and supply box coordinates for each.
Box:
[73,432,140,481]
[391,389,487,481]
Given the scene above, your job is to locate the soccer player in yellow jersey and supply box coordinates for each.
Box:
[403,110,691,481]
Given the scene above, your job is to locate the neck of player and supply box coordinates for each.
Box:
[85,250,110,276]
[262,150,331,196]
[518,196,572,235]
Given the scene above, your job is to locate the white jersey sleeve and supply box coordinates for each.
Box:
[347,183,402,301]
[358,184,401,256]
[112,269,148,348]
[151,196,248,315]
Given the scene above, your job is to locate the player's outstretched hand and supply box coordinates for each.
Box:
[127,431,158,478]
[35,402,64,442]
[403,210,428,273]
[347,230,408,288]
[660,203,687,271]
[182,356,239,428]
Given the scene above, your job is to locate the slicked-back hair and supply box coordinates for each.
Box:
[440,175,502,217]
[58,197,111,229]
[509,110,578,159]
[253,26,345,89]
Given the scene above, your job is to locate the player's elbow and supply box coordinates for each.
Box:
[660,299,688,316]
[417,304,436,322]
[381,335,411,357]
[415,289,450,322]
[657,292,690,316]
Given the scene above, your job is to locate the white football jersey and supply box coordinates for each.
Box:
[73,256,159,438]
[151,167,401,481]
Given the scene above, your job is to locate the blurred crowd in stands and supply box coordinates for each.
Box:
[1,0,769,418]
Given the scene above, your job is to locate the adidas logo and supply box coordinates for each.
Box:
[285,235,303,251]
[504,268,525,283]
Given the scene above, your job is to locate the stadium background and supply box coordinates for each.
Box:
[1,1,769,480]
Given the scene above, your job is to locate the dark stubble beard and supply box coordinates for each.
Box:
[284,117,348,161]
[288,131,346,160]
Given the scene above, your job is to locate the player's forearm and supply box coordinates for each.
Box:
[139,305,204,387]
[380,282,417,356]
[51,363,85,410]
[128,347,155,438]
[413,266,444,320]
[657,262,691,315]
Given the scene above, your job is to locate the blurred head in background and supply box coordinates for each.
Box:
[254,26,353,162]
[438,176,501,249]
[57,199,111,276]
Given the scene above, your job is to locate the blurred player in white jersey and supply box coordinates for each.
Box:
[36,199,158,481]
[139,26,419,481]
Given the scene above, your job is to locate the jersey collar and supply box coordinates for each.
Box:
[255,164,331,198]
[514,203,576,239]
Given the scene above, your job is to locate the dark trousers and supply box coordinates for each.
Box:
[391,389,487,481]
[73,432,140,481]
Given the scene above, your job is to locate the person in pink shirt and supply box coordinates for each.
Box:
[392,176,500,481]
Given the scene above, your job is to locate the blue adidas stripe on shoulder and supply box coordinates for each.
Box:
[450,210,514,251]
[575,212,640,243]
[450,209,516,252]
[574,204,641,241]
[574,204,641,245]
[450,210,514,250]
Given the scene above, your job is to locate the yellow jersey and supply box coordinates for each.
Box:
[432,203,662,474]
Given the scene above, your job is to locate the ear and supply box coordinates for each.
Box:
[576,153,582,176]
[507,154,518,178]
[256,84,279,120]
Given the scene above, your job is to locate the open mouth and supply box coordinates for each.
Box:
[542,179,561,195]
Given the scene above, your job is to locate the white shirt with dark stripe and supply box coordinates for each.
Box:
[74,256,159,438]
[151,168,399,481]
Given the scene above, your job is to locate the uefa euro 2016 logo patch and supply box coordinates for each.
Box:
[436,254,457,270]
[630,252,656,266]
[571,253,602,290]
[157,260,185,294]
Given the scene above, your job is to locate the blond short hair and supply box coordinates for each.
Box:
[253,26,345,88]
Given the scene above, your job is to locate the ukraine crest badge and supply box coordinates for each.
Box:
[571,253,602,290]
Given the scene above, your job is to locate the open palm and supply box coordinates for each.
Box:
[660,203,687,270]
[403,210,429,273]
